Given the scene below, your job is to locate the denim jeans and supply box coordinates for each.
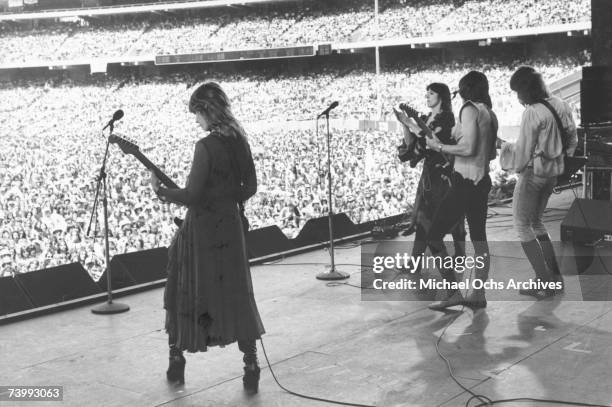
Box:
[513,167,557,242]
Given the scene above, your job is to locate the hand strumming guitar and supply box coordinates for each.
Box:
[150,170,168,202]
[425,132,444,151]
[149,170,161,194]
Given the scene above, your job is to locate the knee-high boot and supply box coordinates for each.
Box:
[537,233,564,290]
[166,334,185,384]
[520,239,555,298]
[238,340,260,394]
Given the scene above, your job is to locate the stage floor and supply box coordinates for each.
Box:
[1,187,611,407]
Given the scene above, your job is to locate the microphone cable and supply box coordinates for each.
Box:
[259,336,375,407]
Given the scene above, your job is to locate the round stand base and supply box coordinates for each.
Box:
[91,301,130,315]
[316,269,350,281]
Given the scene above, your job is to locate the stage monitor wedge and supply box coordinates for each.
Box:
[561,198,612,243]
[0,277,34,315]
[246,226,293,259]
[14,263,101,308]
[98,247,168,290]
[293,214,358,247]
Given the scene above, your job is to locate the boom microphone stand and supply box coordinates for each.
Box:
[316,102,349,281]
[90,113,130,315]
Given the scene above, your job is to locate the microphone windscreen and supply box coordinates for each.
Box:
[113,109,124,121]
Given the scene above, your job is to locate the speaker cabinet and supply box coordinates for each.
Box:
[0,277,34,315]
[97,247,168,290]
[561,198,612,243]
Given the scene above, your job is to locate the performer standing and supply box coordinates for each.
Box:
[499,66,577,297]
[150,82,265,393]
[394,83,466,275]
[424,71,498,311]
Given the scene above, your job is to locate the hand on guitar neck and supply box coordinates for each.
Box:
[399,103,452,157]
[398,103,438,139]
[109,133,184,227]
[395,103,455,184]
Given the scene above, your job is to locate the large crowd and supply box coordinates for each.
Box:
[210,52,586,126]
[0,47,586,279]
[0,0,208,13]
[434,0,590,33]
[0,0,590,65]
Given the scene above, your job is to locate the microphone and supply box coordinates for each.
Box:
[318,101,339,118]
[102,109,124,131]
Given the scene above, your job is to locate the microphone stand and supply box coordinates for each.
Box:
[316,111,349,281]
[91,122,130,315]
[315,117,322,189]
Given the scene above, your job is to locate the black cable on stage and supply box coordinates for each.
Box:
[259,337,375,407]
[324,267,384,290]
[326,281,377,289]
[259,269,612,407]
[434,308,612,407]
[431,265,612,407]
[432,300,493,407]
[259,189,610,407]
[469,395,611,407]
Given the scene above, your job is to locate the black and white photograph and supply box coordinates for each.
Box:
[1,0,611,405]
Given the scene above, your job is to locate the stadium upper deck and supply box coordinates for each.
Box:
[0,0,591,68]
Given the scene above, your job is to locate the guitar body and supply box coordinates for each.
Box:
[398,104,455,182]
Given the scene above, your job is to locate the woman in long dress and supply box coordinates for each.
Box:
[150,82,265,393]
[395,83,466,275]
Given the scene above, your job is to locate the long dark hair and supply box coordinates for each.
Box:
[458,71,493,109]
[426,82,453,113]
[510,65,549,105]
[189,82,246,140]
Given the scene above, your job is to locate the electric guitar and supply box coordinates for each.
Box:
[398,103,454,182]
[109,133,183,227]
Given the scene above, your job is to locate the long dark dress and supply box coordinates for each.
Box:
[163,130,265,352]
[398,111,466,269]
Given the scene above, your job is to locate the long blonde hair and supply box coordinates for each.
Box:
[188,82,246,140]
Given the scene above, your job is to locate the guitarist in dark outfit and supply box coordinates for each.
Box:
[394,83,466,275]
[149,82,264,393]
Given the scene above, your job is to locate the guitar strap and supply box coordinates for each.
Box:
[538,99,568,157]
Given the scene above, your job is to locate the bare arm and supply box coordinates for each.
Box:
[433,105,479,156]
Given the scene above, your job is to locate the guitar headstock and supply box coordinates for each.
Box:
[399,103,421,120]
[109,133,140,156]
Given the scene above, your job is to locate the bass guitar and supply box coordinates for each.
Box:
[109,133,183,227]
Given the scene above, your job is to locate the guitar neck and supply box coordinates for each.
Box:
[132,150,179,189]
[409,111,453,163]
[413,117,433,139]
